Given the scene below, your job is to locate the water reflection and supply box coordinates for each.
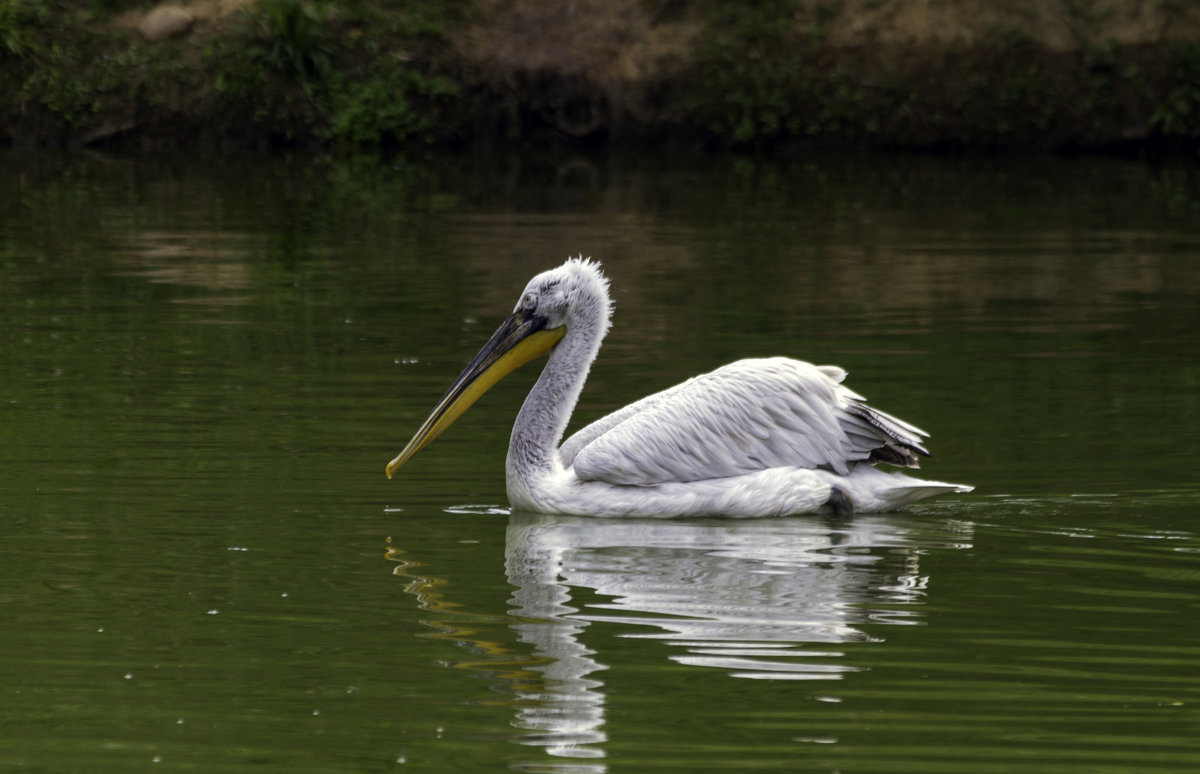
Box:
[391,512,973,769]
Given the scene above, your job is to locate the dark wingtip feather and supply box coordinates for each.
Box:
[845,401,931,469]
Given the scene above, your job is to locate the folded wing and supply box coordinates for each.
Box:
[560,357,929,486]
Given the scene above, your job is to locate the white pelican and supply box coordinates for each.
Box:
[386,258,972,517]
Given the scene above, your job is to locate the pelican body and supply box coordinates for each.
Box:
[387,258,971,518]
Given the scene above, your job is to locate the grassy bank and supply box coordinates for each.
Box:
[3,0,1200,151]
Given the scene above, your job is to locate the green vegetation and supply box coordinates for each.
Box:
[1151,42,1200,139]
[675,1,1200,150]
[0,0,464,146]
[1,0,48,59]
[682,2,805,143]
[248,0,335,81]
[2,0,1200,150]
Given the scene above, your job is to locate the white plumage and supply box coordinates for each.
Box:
[387,257,972,517]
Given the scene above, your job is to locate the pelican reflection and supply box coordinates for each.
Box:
[390,512,972,768]
[501,512,972,762]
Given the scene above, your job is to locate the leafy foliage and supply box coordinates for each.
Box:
[323,64,459,145]
[684,2,803,144]
[0,0,48,59]
[1151,43,1200,139]
[247,0,335,81]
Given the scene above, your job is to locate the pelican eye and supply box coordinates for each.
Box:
[520,292,538,311]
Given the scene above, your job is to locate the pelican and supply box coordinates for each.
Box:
[386,258,972,518]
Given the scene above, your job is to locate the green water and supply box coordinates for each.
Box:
[2,150,1199,773]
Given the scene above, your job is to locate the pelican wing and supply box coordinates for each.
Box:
[562,358,929,486]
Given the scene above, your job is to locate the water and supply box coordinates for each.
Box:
[2,149,1199,772]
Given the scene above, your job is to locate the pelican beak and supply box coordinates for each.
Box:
[386,310,566,478]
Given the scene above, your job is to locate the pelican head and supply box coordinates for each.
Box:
[386,257,610,479]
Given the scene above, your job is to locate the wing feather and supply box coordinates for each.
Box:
[564,357,930,486]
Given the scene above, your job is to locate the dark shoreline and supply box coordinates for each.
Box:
[3,1,1199,154]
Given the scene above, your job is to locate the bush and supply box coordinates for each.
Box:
[0,0,48,59]
[323,63,459,145]
[248,0,334,81]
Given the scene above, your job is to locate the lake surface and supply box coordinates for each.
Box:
[2,148,1199,773]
